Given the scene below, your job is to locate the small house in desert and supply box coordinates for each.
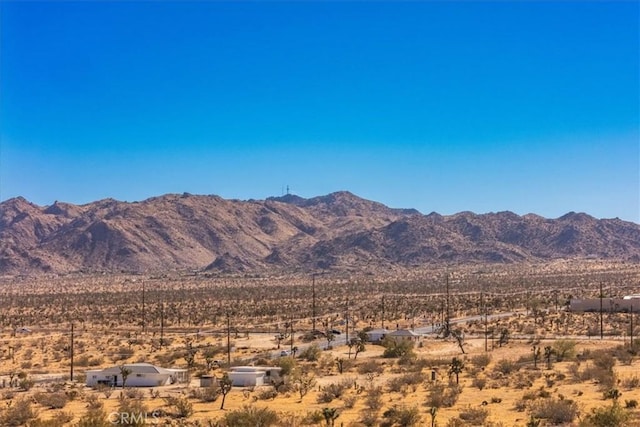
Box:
[227,366,282,387]
[364,328,390,343]
[387,329,422,343]
[85,363,188,388]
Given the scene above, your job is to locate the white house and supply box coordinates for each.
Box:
[387,329,421,343]
[85,363,189,388]
[364,328,390,343]
[569,298,638,313]
[227,366,282,387]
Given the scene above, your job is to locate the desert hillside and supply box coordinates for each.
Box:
[1,191,639,275]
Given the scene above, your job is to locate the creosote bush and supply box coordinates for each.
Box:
[221,405,279,427]
[529,397,579,425]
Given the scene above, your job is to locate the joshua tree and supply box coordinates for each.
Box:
[532,345,541,369]
[429,406,438,427]
[119,365,132,389]
[544,346,554,369]
[498,328,510,347]
[451,329,466,354]
[449,357,464,384]
[293,371,316,402]
[322,407,340,427]
[325,331,335,349]
[218,373,233,410]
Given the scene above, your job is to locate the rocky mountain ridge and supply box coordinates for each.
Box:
[1,191,639,275]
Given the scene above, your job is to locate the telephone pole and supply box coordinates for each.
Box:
[630,304,634,349]
[599,282,604,340]
[226,312,232,366]
[312,274,317,332]
[482,291,488,352]
[70,322,74,382]
[445,273,451,332]
[141,281,146,334]
[160,302,165,347]
[345,297,350,345]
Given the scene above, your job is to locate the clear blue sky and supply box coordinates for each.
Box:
[1,1,638,221]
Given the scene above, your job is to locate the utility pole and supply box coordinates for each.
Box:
[345,297,350,345]
[226,312,231,366]
[482,292,488,352]
[381,295,385,329]
[630,304,634,349]
[290,313,294,353]
[142,281,146,334]
[70,322,74,382]
[160,302,165,347]
[312,274,317,332]
[600,282,604,340]
[445,273,451,332]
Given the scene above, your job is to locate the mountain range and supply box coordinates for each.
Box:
[1,191,639,276]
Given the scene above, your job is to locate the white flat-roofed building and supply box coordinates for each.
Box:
[85,363,188,387]
[227,366,282,387]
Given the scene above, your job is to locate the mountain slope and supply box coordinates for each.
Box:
[1,192,639,275]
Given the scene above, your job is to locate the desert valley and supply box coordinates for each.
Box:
[0,193,638,426]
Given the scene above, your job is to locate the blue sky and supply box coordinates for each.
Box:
[1,1,638,221]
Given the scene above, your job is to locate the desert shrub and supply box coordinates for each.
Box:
[514,399,528,412]
[360,410,380,427]
[34,391,69,409]
[113,346,135,361]
[164,395,193,418]
[592,351,616,371]
[0,398,35,426]
[116,397,148,426]
[221,404,279,427]
[472,376,487,390]
[445,418,467,427]
[381,338,415,359]
[387,372,425,393]
[458,406,489,426]
[124,388,144,399]
[426,383,462,408]
[191,384,220,402]
[625,399,638,408]
[621,376,639,390]
[581,364,616,390]
[19,378,34,391]
[529,398,579,425]
[300,344,321,362]
[513,371,538,389]
[256,386,278,401]
[343,394,358,409]
[567,362,581,381]
[421,357,452,367]
[358,360,384,375]
[317,378,354,403]
[75,354,103,367]
[398,351,418,365]
[471,353,492,368]
[302,410,325,425]
[581,402,630,427]
[552,339,576,362]
[365,387,384,411]
[381,405,421,427]
[275,356,297,376]
[26,412,73,427]
[493,359,519,376]
[603,388,622,400]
